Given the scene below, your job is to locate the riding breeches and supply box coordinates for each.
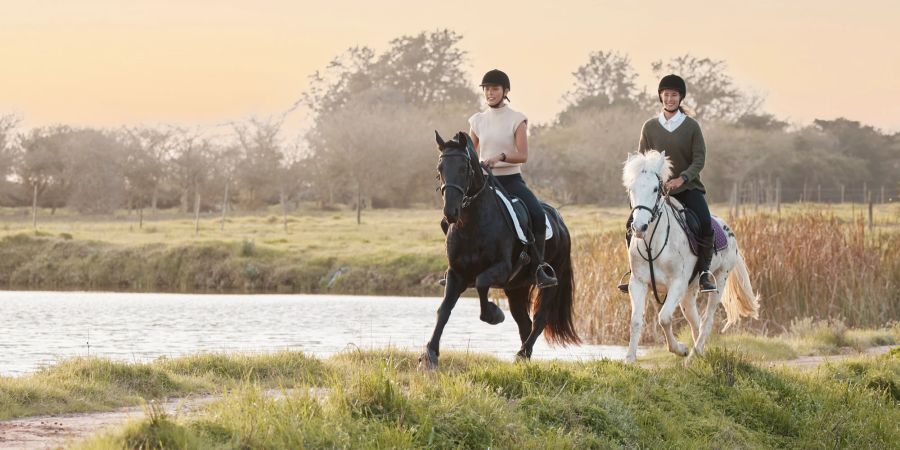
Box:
[672,188,712,238]
[495,174,546,237]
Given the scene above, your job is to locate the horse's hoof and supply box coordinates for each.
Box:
[479,303,505,325]
[417,348,439,371]
[515,348,532,361]
[625,355,637,365]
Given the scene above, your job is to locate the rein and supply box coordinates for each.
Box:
[631,178,671,305]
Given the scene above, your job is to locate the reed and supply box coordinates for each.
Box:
[573,212,900,343]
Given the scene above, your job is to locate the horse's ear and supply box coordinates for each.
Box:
[435,130,445,151]
[656,151,668,173]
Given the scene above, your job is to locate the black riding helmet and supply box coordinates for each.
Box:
[657,74,686,102]
[480,69,511,104]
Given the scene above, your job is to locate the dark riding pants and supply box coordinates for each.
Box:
[672,189,712,238]
[496,174,545,238]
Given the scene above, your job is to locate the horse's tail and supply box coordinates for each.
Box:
[720,247,760,332]
[533,210,580,346]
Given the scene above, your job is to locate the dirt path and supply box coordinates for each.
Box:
[0,395,217,450]
[767,345,894,370]
[0,348,894,449]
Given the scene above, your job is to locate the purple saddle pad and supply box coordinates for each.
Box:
[688,218,729,256]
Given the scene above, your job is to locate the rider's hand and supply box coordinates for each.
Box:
[482,155,503,168]
[665,176,685,191]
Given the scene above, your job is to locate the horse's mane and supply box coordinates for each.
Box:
[622,150,673,188]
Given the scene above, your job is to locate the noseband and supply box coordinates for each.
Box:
[630,175,665,223]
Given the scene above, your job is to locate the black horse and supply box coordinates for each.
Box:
[419,131,580,370]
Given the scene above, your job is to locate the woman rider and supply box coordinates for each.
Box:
[471,69,557,288]
[618,74,717,293]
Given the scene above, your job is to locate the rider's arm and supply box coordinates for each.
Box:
[638,122,649,154]
[505,120,529,164]
[470,129,479,153]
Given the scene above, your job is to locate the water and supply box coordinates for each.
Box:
[0,291,631,376]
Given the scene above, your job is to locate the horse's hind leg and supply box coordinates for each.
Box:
[505,286,533,353]
[690,272,728,361]
[518,285,558,360]
[419,269,466,371]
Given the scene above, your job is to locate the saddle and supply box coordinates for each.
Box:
[682,211,729,256]
[493,188,553,243]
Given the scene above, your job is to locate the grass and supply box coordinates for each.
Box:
[67,347,900,449]
[641,320,900,366]
[0,351,327,420]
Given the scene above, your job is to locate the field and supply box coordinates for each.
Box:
[1,202,898,342]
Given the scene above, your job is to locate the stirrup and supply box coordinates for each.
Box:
[699,271,718,293]
[535,263,558,288]
[617,270,631,293]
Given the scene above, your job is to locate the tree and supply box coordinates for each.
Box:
[651,55,762,122]
[0,115,19,204]
[64,129,127,215]
[15,126,70,226]
[120,126,175,222]
[564,51,642,114]
[234,118,284,210]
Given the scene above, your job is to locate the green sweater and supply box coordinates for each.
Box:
[638,116,706,194]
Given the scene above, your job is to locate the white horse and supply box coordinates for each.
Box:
[622,150,760,364]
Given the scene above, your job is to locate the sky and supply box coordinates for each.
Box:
[2,0,899,134]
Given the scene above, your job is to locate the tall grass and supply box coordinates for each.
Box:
[76,349,900,449]
[574,212,900,343]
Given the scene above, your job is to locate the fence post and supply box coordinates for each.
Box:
[776,178,782,214]
[863,182,868,203]
[881,185,886,204]
[868,191,874,231]
[731,182,739,217]
[817,184,821,203]
[840,184,845,203]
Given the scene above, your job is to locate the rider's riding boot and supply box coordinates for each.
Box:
[617,222,633,293]
[534,236,558,288]
[698,234,717,293]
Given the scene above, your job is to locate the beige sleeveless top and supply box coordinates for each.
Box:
[468,105,528,176]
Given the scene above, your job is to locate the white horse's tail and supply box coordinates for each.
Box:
[720,248,760,332]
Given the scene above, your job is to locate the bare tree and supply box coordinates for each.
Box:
[651,54,762,122]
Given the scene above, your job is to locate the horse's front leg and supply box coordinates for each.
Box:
[476,263,510,325]
[659,280,689,357]
[626,277,649,364]
[419,269,467,371]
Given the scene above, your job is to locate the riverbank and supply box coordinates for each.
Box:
[1,343,896,449]
[2,204,898,339]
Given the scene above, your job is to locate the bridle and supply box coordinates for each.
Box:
[438,137,487,209]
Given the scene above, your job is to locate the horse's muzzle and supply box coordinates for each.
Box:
[443,207,459,224]
[632,222,648,239]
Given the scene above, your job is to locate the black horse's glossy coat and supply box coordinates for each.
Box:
[419,131,579,369]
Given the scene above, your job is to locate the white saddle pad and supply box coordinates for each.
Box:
[492,188,553,243]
